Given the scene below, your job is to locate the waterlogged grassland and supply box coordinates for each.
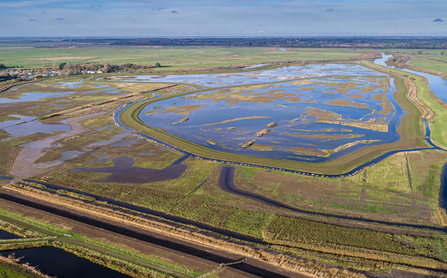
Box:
[234,149,447,225]
[44,148,215,213]
[0,46,365,69]
[0,77,175,175]
[0,77,165,123]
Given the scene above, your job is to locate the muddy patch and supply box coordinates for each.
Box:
[70,155,189,183]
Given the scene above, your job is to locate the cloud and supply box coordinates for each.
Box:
[433,18,444,22]
[325,8,334,12]
[126,15,131,18]
[56,17,64,21]
[171,10,178,13]
[29,19,38,21]
[87,4,103,10]
[41,11,47,14]
[153,7,166,11]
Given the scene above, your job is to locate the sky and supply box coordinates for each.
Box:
[1,0,446,37]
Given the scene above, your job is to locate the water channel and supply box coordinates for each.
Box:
[0,247,130,278]
[0,229,21,240]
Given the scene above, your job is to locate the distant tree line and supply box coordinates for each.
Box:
[0,63,24,69]
[58,61,162,74]
[60,37,447,49]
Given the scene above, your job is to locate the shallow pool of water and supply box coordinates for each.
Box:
[51,81,82,88]
[242,63,272,69]
[0,92,73,104]
[0,230,21,240]
[0,247,130,278]
[125,64,381,88]
[0,115,71,137]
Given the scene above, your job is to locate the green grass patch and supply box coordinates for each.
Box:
[0,47,364,69]
[225,209,272,237]
[0,262,41,278]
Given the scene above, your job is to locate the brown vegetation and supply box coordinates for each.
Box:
[242,140,256,148]
[404,77,434,120]
[4,182,375,278]
[205,116,271,126]
[0,253,53,278]
[255,129,270,137]
[172,118,189,125]
[328,99,367,108]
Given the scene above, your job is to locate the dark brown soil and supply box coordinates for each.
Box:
[69,155,188,183]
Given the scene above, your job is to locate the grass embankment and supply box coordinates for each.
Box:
[7,181,447,276]
[369,59,447,150]
[410,75,447,150]
[0,219,45,238]
[120,66,428,175]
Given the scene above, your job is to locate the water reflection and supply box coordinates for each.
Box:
[0,247,129,278]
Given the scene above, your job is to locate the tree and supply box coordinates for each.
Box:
[58,63,67,70]
[0,63,5,69]
[155,62,161,68]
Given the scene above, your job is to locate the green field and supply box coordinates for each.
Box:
[0,46,365,69]
[410,57,447,74]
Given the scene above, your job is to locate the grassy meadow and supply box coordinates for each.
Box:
[0,46,365,69]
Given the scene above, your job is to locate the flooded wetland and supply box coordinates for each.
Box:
[1,53,446,278]
[138,64,401,161]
